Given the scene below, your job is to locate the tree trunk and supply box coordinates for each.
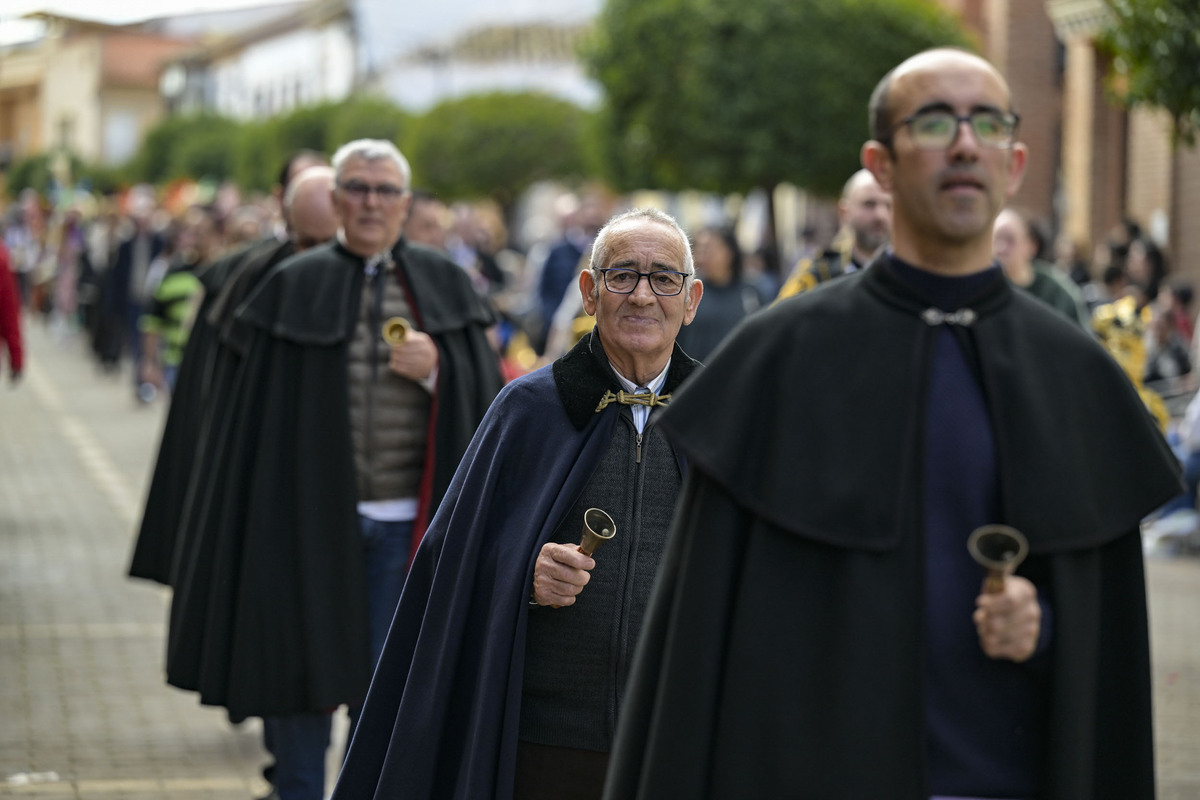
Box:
[762,181,783,279]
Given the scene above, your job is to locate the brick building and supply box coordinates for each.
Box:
[955,0,1200,286]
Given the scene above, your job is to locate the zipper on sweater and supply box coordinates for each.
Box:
[635,432,643,464]
[364,263,384,500]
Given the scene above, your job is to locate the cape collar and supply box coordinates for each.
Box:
[863,253,1012,326]
[333,237,405,269]
[552,329,701,431]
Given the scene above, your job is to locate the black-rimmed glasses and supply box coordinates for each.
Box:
[888,108,1020,150]
[598,268,689,296]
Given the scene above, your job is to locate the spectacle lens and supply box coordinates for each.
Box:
[339,181,405,202]
[903,109,1018,150]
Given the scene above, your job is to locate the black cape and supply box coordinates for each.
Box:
[129,237,289,586]
[165,239,502,721]
[604,258,1181,800]
[330,331,699,800]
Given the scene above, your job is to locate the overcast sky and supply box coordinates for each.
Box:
[0,0,600,48]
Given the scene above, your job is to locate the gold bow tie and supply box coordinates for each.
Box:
[595,389,672,413]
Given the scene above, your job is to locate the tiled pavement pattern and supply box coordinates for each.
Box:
[2,322,1200,798]
[1,324,349,800]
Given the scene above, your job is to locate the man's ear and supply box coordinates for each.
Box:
[861,141,894,193]
[1005,143,1029,200]
[579,269,598,316]
[682,278,704,326]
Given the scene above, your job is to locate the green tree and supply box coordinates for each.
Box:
[407,91,591,217]
[270,101,340,154]
[1101,0,1200,147]
[233,120,279,193]
[4,150,124,200]
[6,152,73,198]
[327,96,411,151]
[130,114,241,184]
[170,118,242,182]
[229,96,411,192]
[586,0,970,197]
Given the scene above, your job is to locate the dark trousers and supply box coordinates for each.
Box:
[262,516,413,800]
[514,741,610,800]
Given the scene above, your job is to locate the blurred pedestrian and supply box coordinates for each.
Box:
[138,206,217,394]
[992,207,1090,329]
[97,188,163,386]
[163,139,502,800]
[1126,235,1167,305]
[535,193,606,353]
[0,237,23,385]
[675,226,762,360]
[777,168,891,299]
[402,190,449,251]
[129,158,332,589]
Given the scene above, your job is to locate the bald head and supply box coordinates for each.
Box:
[860,47,1027,275]
[284,166,338,252]
[869,48,1011,145]
[839,169,892,261]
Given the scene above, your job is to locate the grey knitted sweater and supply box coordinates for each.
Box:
[520,406,683,751]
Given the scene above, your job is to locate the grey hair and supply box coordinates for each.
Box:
[588,207,695,281]
[331,139,412,189]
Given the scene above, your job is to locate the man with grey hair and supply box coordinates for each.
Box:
[331,207,703,800]
[162,139,502,800]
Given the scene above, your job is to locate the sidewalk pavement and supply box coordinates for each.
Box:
[1,323,347,800]
[2,318,1200,798]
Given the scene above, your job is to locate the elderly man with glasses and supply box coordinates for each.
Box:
[604,49,1179,800]
[162,139,503,800]
[330,207,703,800]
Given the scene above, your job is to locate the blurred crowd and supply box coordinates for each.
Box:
[0,176,785,400]
[1,170,1197,408]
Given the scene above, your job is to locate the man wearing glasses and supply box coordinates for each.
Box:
[605,49,1179,799]
[165,139,503,800]
[331,208,703,800]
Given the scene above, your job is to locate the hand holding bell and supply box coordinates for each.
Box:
[382,316,411,346]
[967,524,1028,594]
[531,509,616,608]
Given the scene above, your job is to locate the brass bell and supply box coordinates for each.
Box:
[579,508,616,557]
[967,524,1028,594]
[381,316,411,346]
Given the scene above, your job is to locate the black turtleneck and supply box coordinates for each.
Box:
[888,254,1049,798]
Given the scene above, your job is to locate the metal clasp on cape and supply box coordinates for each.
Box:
[594,389,671,413]
[364,252,394,277]
[921,307,977,327]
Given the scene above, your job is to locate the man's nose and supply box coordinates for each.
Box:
[628,275,657,302]
[948,119,982,158]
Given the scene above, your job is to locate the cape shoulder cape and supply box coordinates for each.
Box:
[331,331,699,800]
[664,258,1177,552]
[164,238,501,720]
[605,258,1180,800]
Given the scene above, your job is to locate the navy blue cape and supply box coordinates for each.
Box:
[331,330,699,800]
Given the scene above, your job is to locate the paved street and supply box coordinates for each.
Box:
[0,324,348,800]
[3,320,1200,798]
